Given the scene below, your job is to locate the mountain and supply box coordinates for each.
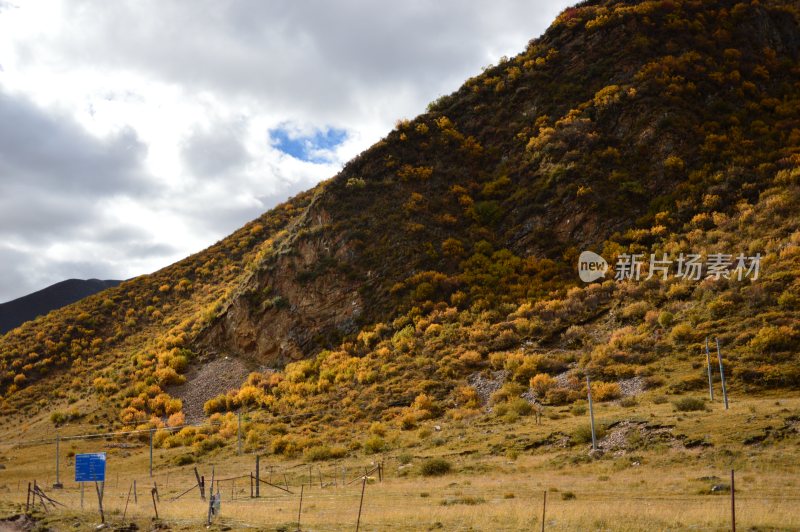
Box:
[0,0,798,452]
[0,279,121,334]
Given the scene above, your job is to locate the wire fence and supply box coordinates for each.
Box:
[2,412,800,530]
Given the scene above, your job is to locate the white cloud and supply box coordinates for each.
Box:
[0,0,574,302]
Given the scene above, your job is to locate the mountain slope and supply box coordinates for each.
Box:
[0,279,121,334]
[1,0,799,450]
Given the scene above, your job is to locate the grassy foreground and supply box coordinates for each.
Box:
[1,394,799,531]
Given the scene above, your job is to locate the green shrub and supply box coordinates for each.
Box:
[419,457,452,476]
[673,397,707,412]
[193,435,225,455]
[573,423,606,444]
[619,396,638,408]
[50,411,68,425]
[304,445,347,462]
[175,454,195,466]
[508,397,533,416]
[571,404,587,416]
[364,436,387,454]
[657,311,675,328]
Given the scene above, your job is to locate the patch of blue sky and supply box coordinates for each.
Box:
[269,125,348,163]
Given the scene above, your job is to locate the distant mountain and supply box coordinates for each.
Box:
[0,279,121,334]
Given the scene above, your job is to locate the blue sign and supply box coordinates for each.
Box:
[75,453,106,482]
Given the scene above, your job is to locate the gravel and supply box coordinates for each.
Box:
[467,370,508,407]
[595,420,682,456]
[168,355,253,422]
[618,376,645,397]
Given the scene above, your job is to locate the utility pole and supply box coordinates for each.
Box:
[705,337,714,401]
[237,411,242,455]
[149,429,154,477]
[586,374,597,451]
[54,433,63,489]
[716,338,729,409]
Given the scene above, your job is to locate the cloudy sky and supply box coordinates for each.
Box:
[0,0,572,303]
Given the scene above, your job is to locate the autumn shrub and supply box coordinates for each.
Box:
[592,382,622,402]
[398,413,418,431]
[490,382,526,404]
[620,301,649,321]
[544,387,574,405]
[304,445,347,462]
[412,393,439,419]
[455,386,480,408]
[530,373,557,397]
[369,422,387,437]
[50,411,73,426]
[271,435,311,458]
[749,326,799,353]
[669,323,696,343]
[166,411,185,427]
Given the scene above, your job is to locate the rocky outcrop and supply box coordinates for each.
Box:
[197,199,365,367]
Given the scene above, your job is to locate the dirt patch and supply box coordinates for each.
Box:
[0,514,36,531]
[524,431,572,450]
[168,356,254,422]
[595,420,682,456]
[467,370,508,407]
[618,376,645,397]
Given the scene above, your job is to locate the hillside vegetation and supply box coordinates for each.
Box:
[1,0,799,465]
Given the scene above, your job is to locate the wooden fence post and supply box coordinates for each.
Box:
[151,485,159,520]
[355,475,367,532]
[256,455,260,498]
[122,483,132,524]
[94,481,105,523]
[731,469,736,532]
[194,467,205,500]
[297,484,304,531]
[541,490,547,532]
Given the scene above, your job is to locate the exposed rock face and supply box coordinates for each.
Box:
[198,202,364,367]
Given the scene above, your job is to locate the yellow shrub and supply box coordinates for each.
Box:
[593,382,622,402]
[530,373,557,397]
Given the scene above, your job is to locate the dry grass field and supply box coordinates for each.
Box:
[2,393,799,530]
